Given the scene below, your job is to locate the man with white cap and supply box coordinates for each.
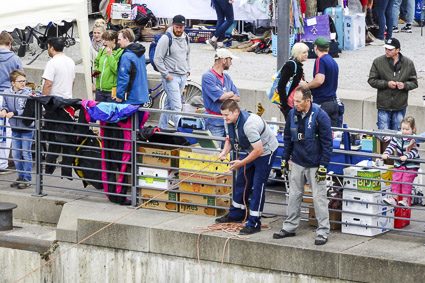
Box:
[201,49,240,147]
[368,38,418,131]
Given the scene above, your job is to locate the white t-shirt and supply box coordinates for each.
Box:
[42,53,75,99]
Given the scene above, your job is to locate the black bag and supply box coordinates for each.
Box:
[305,41,340,58]
[134,4,157,27]
[107,22,123,32]
[317,0,338,13]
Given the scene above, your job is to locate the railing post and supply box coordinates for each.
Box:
[130,111,138,207]
[33,99,45,197]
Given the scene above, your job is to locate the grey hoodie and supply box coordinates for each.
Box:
[153,27,190,78]
[0,47,23,92]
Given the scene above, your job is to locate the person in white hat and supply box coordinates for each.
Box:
[201,49,240,147]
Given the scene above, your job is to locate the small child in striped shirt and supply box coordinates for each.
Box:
[382,116,420,207]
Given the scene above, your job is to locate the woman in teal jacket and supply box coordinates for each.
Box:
[94,30,123,102]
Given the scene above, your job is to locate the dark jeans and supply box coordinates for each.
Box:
[95,89,113,102]
[213,0,234,42]
[376,0,395,40]
[318,98,339,127]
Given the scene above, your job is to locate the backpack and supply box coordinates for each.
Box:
[149,32,189,72]
[267,60,297,104]
[133,4,157,27]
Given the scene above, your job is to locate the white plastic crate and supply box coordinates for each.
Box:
[341,208,394,236]
[343,188,390,214]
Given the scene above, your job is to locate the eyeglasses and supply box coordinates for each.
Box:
[15,80,26,83]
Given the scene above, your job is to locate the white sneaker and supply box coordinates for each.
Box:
[398,198,410,207]
[206,39,218,50]
[383,197,397,206]
[369,39,385,46]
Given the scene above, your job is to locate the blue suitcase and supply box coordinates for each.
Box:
[324,5,344,50]
[415,0,425,26]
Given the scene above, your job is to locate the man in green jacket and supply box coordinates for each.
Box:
[94,30,123,102]
[368,38,418,131]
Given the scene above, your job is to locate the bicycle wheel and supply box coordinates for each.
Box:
[182,81,203,105]
[142,94,154,108]
[158,90,175,127]
[159,81,203,127]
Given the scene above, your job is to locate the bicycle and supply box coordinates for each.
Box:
[143,79,203,126]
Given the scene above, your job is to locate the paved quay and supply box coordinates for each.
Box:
[0,171,425,282]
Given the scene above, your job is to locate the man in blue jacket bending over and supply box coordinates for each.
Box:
[115,28,149,105]
[273,85,333,245]
[215,99,278,235]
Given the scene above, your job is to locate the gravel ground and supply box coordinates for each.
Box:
[18,21,425,101]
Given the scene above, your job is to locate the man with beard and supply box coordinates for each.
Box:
[42,37,75,98]
[155,15,191,128]
[115,28,149,105]
[201,49,240,147]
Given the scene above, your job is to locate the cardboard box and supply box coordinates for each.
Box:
[180,193,231,217]
[179,151,230,174]
[309,206,341,230]
[357,169,381,191]
[140,188,179,212]
[341,208,394,236]
[180,181,232,195]
[111,3,132,20]
[343,166,361,189]
[378,165,393,190]
[303,185,313,203]
[343,13,365,50]
[138,167,179,189]
[179,171,232,186]
[138,146,181,168]
[361,138,373,152]
[342,188,389,214]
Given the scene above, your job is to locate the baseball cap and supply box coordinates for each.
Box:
[384,38,400,50]
[214,49,238,60]
[312,36,329,48]
[173,15,186,26]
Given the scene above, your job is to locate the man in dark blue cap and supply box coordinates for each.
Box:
[368,38,418,131]
[156,15,191,129]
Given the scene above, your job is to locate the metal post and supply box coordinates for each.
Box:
[131,112,138,207]
[277,0,290,69]
[33,100,45,197]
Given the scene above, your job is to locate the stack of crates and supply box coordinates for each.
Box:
[179,150,232,217]
[341,164,395,236]
[137,145,182,212]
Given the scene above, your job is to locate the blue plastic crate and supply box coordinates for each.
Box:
[185,28,215,43]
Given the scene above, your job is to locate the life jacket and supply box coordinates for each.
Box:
[290,103,320,142]
[228,110,266,151]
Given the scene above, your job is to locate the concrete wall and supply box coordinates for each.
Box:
[0,244,341,283]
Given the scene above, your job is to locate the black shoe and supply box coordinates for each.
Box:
[10,177,23,188]
[273,229,296,239]
[17,178,31,189]
[215,213,242,224]
[239,225,261,235]
[314,235,328,245]
[120,199,132,206]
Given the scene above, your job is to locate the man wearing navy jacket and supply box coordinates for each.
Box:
[215,99,278,235]
[273,85,333,245]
